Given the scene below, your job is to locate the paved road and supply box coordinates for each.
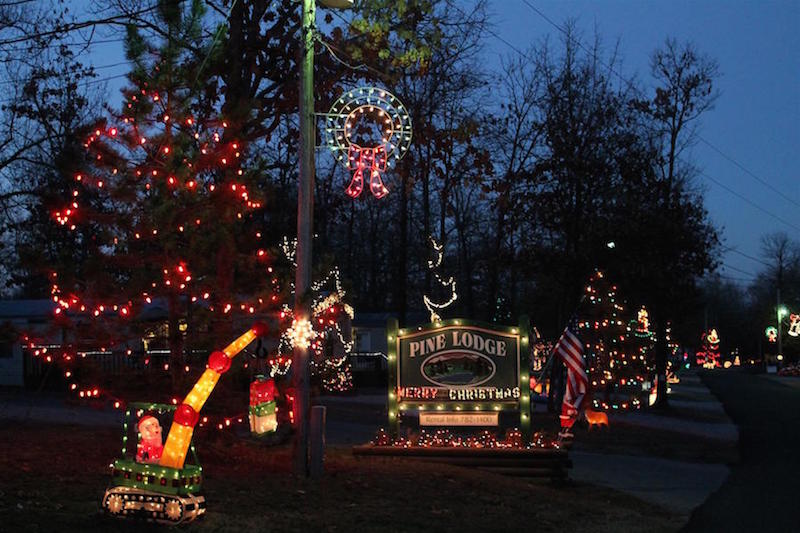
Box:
[571,451,729,517]
[683,371,800,532]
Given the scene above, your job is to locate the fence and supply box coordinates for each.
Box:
[349,351,387,387]
[22,347,194,388]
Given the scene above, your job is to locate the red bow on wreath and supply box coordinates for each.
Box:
[346,145,388,199]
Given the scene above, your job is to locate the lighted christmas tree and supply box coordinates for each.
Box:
[45,3,285,405]
[577,271,656,411]
[275,238,355,394]
[309,269,355,394]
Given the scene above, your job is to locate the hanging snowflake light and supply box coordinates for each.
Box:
[324,87,412,199]
[286,318,314,350]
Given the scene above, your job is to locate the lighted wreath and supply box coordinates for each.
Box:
[324,87,412,199]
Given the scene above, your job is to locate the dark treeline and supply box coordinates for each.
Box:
[701,232,800,364]
[0,0,721,363]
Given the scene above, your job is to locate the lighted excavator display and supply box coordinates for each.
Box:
[101,323,267,524]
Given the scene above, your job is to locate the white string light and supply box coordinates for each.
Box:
[423,236,458,322]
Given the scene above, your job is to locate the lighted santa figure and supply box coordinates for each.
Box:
[136,415,164,464]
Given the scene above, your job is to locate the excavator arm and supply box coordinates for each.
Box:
[159,323,267,469]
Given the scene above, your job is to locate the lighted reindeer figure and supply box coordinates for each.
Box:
[584,408,609,430]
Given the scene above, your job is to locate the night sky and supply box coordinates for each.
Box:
[486,0,800,284]
[80,0,800,283]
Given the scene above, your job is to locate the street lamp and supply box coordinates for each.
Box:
[776,305,788,369]
[293,0,352,477]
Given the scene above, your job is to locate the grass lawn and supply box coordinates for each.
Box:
[0,421,680,532]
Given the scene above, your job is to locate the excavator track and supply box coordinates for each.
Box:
[102,486,205,525]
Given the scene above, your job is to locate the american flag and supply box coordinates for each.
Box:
[554,325,588,429]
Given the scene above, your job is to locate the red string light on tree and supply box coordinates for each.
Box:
[43,78,286,421]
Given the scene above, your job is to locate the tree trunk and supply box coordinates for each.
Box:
[653,312,669,409]
[421,152,431,297]
[547,355,564,414]
[395,174,409,323]
[168,292,184,394]
[455,215,474,317]
[487,199,506,319]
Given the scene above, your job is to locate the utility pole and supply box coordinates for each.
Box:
[292,0,316,477]
[776,254,785,371]
[293,0,352,477]
[776,288,784,370]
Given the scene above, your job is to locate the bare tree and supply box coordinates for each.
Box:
[483,51,544,318]
[638,38,720,406]
[761,232,800,294]
[0,1,102,296]
[644,38,720,190]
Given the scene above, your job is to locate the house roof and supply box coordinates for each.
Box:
[0,300,57,319]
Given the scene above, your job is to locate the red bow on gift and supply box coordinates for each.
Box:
[346,145,389,199]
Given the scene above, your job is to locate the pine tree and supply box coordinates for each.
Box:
[48,0,284,399]
[577,271,655,411]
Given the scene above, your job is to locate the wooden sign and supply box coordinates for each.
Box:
[387,318,531,441]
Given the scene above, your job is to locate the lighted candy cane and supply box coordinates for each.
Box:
[324,87,412,199]
[159,323,268,469]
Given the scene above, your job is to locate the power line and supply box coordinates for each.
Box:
[315,34,391,80]
[720,262,757,278]
[519,0,639,93]
[699,169,800,233]
[446,2,533,60]
[0,5,158,47]
[698,136,800,209]
[0,72,128,105]
[0,61,130,86]
[721,246,772,268]
[518,0,800,222]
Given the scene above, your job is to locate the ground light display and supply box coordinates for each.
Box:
[696,329,721,369]
[276,237,355,393]
[579,272,656,411]
[101,323,267,524]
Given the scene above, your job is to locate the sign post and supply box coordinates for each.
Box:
[387,317,400,438]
